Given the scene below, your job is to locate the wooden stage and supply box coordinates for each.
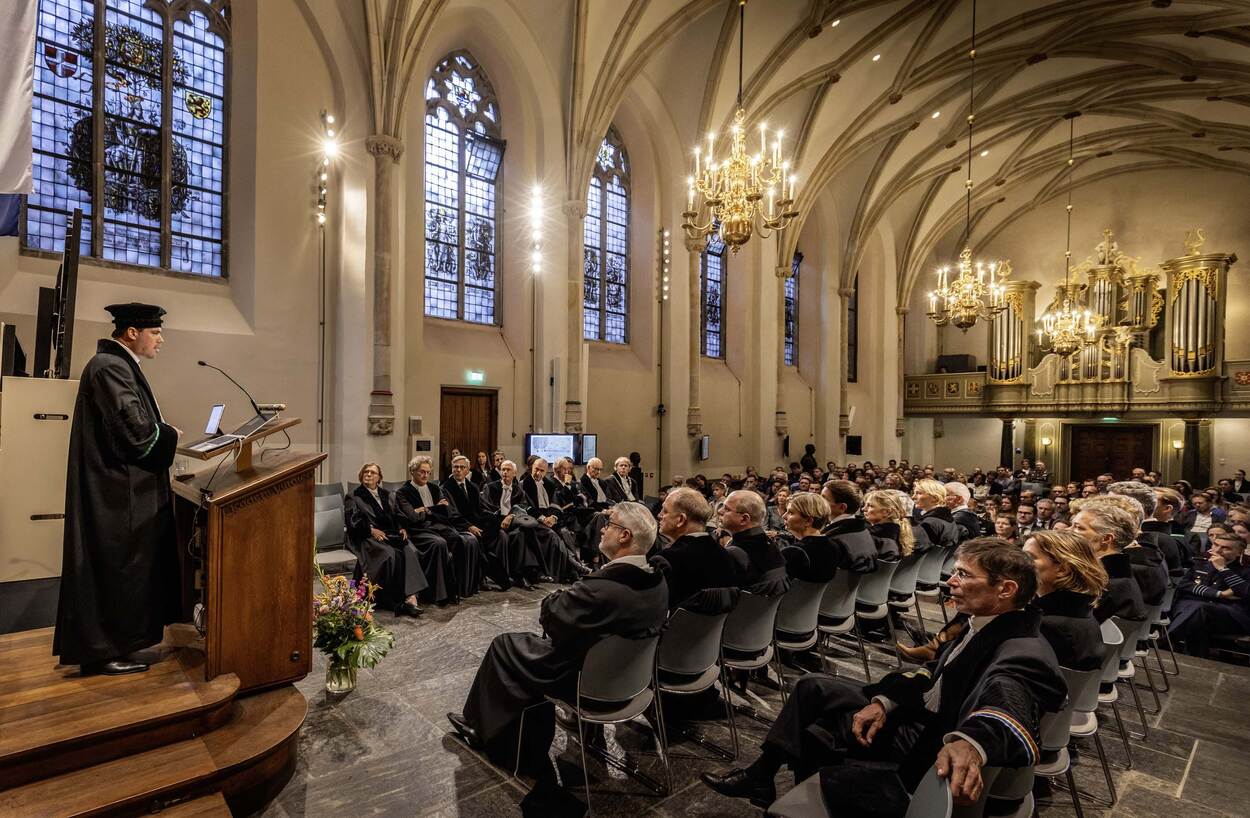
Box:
[0,628,306,817]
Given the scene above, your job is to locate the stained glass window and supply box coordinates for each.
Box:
[424,50,503,324]
[701,231,725,359]
[24,0,230,277]
[785,251,801,366]
[847,273,859,383]
[583,126,629,343]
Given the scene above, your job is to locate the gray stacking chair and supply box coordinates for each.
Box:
[314,481,344,497]
[887,551,929,642]
[519,634,669,815]
[313,491,356,575]
[853,560,901,679]
[1062,665,1117,807]
[766,765,952,818]
[1152,583,1180,676]
[1096,619,1135,761]
[656,608,737,759]
[816,571,864,675]
[722,591,786,720]
[1036,667,1101,817]
[773,578,834,695]
[1112,616,1156,731]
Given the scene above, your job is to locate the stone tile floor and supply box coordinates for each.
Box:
[256,585,1250,817]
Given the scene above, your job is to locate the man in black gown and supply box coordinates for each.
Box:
[54,303,181,675]
[444,454,528,589]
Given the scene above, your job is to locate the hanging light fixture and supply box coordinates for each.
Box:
[926,0,1010,331]
[681,0,798,253]
[1037,116,1099,356]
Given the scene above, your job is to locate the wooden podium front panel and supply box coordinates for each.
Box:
[206,467,314,691]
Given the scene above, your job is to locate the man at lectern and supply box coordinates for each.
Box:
[53,303,181,676]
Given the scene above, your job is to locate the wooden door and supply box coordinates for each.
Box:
[439,388,498,478]
[1067,425,1154,482]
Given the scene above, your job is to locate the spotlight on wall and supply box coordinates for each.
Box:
[1172,439,1184,450]
[529,184,543,277]
[316,109,338,226]
[1040,436,1052,447]
[658,228,671,302]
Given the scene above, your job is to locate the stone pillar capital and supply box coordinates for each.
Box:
[775,265,793,279]
[365,134,404,162]
[684,236,706,253]
[838,287,857,298]
[563,200,587,220]
[895,306,910,316]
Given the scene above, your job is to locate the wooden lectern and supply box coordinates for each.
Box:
[172,418,325,693]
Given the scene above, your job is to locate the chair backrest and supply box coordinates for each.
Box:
[315,492,344,512]
[905,766,953,818]
[917,547,948,586]
[775,579,831,635]
[1111,616,1148,663]
[1099,618,1125,685]
[1159,584,1176,614]
[346,481,361,496]
[658,609,729,677]
[781,545,812,579]
[1143,603,1163,629]
[579,634,659,703]
[314,481,344,498]
[381,480,406,495]
[1062,666,1103,716]
[855,560,900,607]
[940,549,957,578]
[314,494,346,550]
[722,591,784,654]
[819,571,862,621]
[889,551,926,596]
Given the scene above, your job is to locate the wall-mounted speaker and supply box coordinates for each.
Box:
[846,435,863,456]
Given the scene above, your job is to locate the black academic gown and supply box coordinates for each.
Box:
[443,477,526,589]
[727,526,789,596]
[869,521,904,562]
[654,531,741,610]
[1094,552,1147,624]
[396,481,481,599]
[482,479,570,582]
[1139,520,1184,574]
[578,473,623,509]
[951,507,983,542]
[821,516,879,574]
[609,472,641,503]
[917,506,960,550]
[461,560,669,774]
[1036,589,1103,671]
[1126,544,1168,606]
[54,339,181,666]
[793,533,845,583]
[345,486,430,606]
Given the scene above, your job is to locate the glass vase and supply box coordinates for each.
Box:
[325,658,357,694]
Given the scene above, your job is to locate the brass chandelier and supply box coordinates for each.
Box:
[681,0,797,253]
[1038,116,1099,356]
[926,0,1010,332]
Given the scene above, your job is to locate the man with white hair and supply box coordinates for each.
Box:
[448,502,668,808]
[396,455,484,601]
[611,455,641,501]
[579,457,623,509]
[944,482,982,542]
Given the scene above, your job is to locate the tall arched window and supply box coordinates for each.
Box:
[700,233,725,358]
[24,0,230,277]
[785,251,801,365]
[583,126,629,343]
[424,51,503,324]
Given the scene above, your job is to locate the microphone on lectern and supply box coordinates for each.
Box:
[197,360,263,417]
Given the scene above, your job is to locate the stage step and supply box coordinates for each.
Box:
[0,684,306,817]
[154,791,232,817]
[0,628,240,790]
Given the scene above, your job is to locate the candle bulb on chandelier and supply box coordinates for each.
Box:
[767,186,775,216]
[687,177,695,211]
[930,292,937,312]
[759,122,767,156]
[694,147,701,177]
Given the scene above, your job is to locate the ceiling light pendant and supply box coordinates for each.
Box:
[682,0,798,253]
[926,0,1010,332]
[1037,117,1100,356]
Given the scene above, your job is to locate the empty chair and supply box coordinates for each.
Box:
[655,607,737,759]
[853,560,901,679]
[816,571,864,676]
[887,551,929,643]
[1096,619,1134,763]
[313,492,356,575]
[1152,584,1180,676]
[1063,665,1118,807]
[314,481,345,498]
[1036,667,1101,817]
[773,578,834,694]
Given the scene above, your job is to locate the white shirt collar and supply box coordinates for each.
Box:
[108,338,141,365]
[828,512,856,524]
[606,553,652,572]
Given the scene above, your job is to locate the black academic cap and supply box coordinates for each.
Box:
[105,302,166,330]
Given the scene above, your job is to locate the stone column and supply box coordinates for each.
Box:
[775,265,791,438]
[366,134,403,436]
[562,200,587,432]
[999,418,1015,469]
[895,306,908,439]
[1181,418,1207,486]
[1022,418,1038,462]
[686,237,704,437]
[838,287,855,443]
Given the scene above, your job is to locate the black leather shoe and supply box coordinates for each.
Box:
[83,659,149,676]
[447,712,481,749]
[398,601,423,618]
[517,577,533,590]
[700,768,776,808]
[570,559,592,577]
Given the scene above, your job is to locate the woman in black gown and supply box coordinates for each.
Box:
[344,463,425,616]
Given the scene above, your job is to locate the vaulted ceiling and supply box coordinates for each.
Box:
[366,0,1250,300]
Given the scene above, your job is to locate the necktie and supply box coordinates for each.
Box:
[501,484,512,512]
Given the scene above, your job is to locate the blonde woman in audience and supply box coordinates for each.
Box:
[783,491,842,582]
[1022,529,1108,671]
[862,489,914,561]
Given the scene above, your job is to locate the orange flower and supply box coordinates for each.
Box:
[365,612,373,623]
[353,625,365,641]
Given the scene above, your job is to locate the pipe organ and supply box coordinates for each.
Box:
[1162,230,1235,378]
[988,281,1039,383]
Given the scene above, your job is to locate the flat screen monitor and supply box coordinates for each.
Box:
[524,433,576,464]
[204,403,226,435]
[698,434,710,461]
[577,433,597,465]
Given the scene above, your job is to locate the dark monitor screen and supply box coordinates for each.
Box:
[577,433,597,465]
[524,433,576,464]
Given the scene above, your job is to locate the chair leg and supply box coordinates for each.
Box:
[1092,729,1118,805]
[650,696,673,796]
[853,619,872,682]
[884,615,903,668]
[1123,674,1151,738]
[721,666,740,760]
[913,598,929,643]
[1139,655,1163,713]
[772,643,789,706]
[513,706,528,778]
[1151,638,1171,693]
[1064,765,1085,818]
[1160,626,1181,675]
[577,713,593,817]
[1110,699,1136,763]
[817,633,830,675]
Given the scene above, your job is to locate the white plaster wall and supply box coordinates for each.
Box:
[1212,418,1250,476]
[932,417,1003,474]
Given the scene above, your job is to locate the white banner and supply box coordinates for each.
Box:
[0,0,37,193]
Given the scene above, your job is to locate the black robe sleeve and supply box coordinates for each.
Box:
[92,362,177,471]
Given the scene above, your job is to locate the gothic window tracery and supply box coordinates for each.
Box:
[583,126,629,343]
[785,252,801,365]
[701,231,725,358]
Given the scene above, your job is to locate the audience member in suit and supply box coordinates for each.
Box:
[1034,499,1057,532]
[782,491,844,583]
[864,489,914,562]
[764,486,790,534]
[653,487,740,611]
[945,482,984,542]
[1023,530,1108,671]
[447,502,668,809]
[1232,469,1248,495]
[719,489,789,596]
[989,466,1021,497]
[483,460,579,585]
[577,457,624,562]
[610,455,643,503]
[395,455,483,601]
[1181,490,1226,534]
[1015,505,1040,539]
[821,480,879,574]
[445,455,529,590]
[701,538,1066,811]
[344,463,426,617]
[520,458,590,581]
[1070,498,1147,625]
[1168,535,1250,657]
[913,479,960,550]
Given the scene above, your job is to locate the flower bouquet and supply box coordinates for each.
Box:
[313,570,395,693]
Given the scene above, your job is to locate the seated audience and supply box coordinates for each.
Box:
[783,491,843,582]
[1183,490,1225,534]
[1034,498,1057,531]
[610,455,642,502]
[765,485,790,533]
[863,489,914,561]
[912,478,960,550]
[945,482,983,542]
[994,514,1019,545]
[1016,504,1038,537]
[1023,530,1108,671]
[1105,482,1170,603]
[1069,498,1147,624]
[720,489,789,596]
[700,538,1065,810]
[1167,535,1250,657]
[396,455,482,600]
[446,502,667,809]
[444,454,528,590]
[821,480,879,574]
[653,487,739,610]
[344,463,427,616]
